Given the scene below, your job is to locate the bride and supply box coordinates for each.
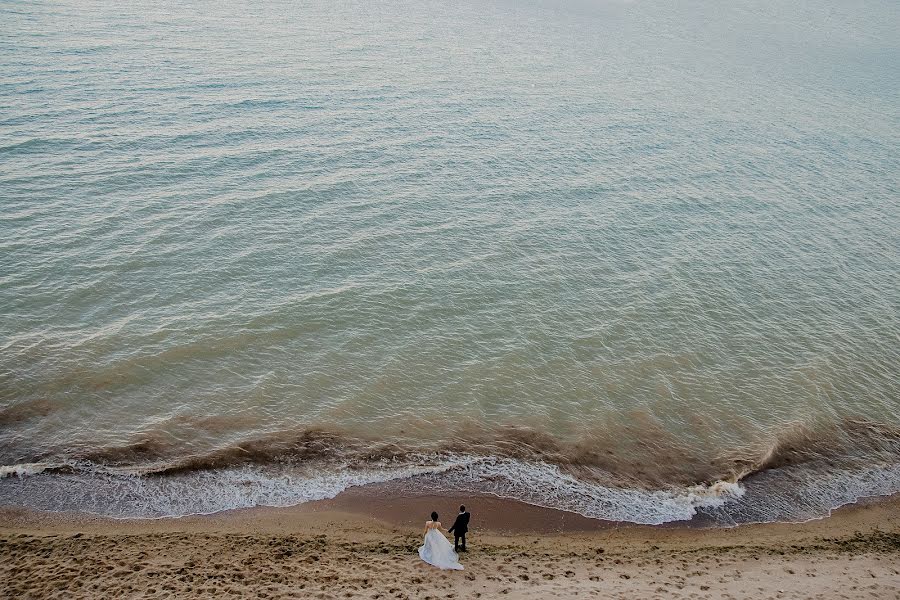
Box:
[418,512,464,570]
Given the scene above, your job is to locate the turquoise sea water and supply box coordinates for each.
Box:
[1,0,899,524]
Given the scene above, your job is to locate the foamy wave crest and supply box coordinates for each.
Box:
[0,458,474,518]
[4,454,894,525]
[373,458,899,525]
[0,463,49,479]
[0,456,746,523]
[392,458,747,524]
[704,461,900,525]
[1,438,899,523]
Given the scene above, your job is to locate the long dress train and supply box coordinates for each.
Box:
[419,528,464,570]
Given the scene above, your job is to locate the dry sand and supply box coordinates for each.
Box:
[2,490,899,599]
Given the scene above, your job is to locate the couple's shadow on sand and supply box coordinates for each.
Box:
[418,505,470,571]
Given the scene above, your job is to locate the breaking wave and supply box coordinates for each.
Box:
[1,417,899,525]
[29,416,900,484]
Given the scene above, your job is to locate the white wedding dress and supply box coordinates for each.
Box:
[418,522,464,570]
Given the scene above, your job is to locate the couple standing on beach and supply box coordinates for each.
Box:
[418,505,470,570]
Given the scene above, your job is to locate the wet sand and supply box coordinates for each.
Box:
[2,492,899,599]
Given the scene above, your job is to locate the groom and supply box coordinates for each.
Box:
[447,505,470,552]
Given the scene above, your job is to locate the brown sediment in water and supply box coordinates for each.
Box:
[30,415,900,491]
[1,491,899,599]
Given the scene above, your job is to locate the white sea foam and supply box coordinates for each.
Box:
[4,455,894,526]
[417,458,749,525]
[0,463,48,478]
[0,458,475,518]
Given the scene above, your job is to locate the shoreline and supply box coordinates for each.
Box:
[300,483,900,533]
[3,477,899,533]
[2,488,898,539]
[3,492,899,599]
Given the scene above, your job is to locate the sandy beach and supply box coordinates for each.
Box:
[2,491,899,600]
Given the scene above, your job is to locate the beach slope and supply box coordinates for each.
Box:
[2,495,899,599]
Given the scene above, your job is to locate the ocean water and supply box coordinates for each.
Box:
[1,0,899,525]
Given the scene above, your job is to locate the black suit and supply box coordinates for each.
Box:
[447,511,470,551]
